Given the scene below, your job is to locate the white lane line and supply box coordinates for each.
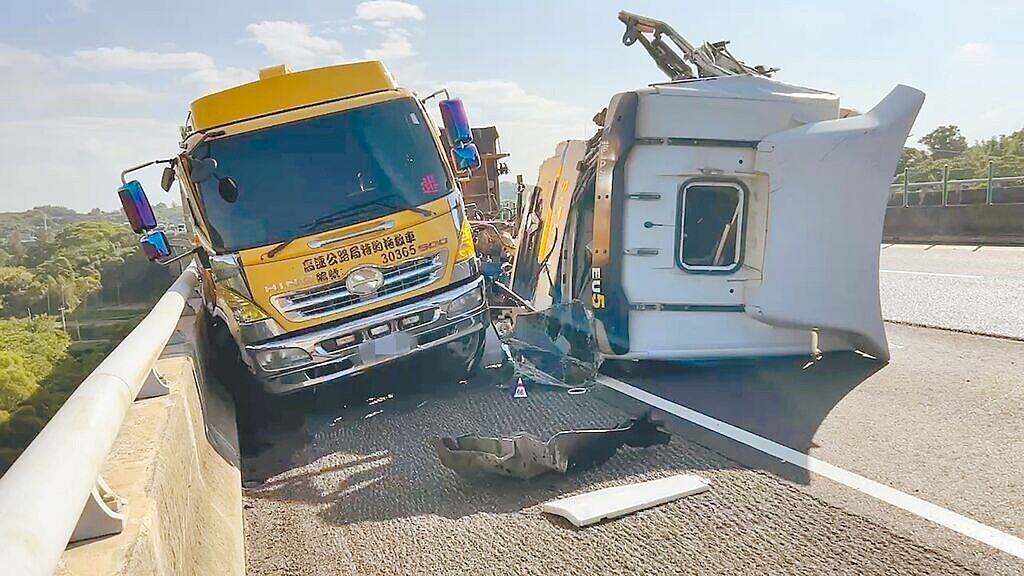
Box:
[880,269,983,279]
[597,374,1024,560]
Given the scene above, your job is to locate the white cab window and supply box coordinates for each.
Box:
[677,182,744,272]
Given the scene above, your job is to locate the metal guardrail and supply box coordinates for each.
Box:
[0,262,200,576]
[889,165,1024,207]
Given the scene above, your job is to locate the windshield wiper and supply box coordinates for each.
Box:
[369,197,434,217]
[264,208,351,259]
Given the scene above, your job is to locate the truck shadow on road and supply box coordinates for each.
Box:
[230,351,882,525]
[234,359,752,525]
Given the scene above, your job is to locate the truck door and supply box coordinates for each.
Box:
[745,85,925,361]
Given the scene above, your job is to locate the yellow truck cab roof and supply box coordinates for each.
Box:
[189,61,398,132]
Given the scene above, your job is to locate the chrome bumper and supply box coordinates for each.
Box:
[245,277,487,394]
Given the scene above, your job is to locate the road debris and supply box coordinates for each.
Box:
[542,474,710,527]
[430,413,669,480]
[503,302,601,390]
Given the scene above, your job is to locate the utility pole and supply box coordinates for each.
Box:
[60,285,67,333]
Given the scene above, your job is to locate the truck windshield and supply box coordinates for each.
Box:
[192,98,451,252]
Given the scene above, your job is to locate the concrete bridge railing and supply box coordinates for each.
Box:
[0,263,244,576]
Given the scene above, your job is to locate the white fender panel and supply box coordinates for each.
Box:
[746,85,925,361]
[542,474,710,527]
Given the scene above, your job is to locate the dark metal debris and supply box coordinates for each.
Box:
[431,413,670,480]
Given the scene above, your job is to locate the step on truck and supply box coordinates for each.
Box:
[510,11,925,366]
[116,61,490,394]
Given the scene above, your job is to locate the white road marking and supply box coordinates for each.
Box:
[597,374,1024,560]
[880,269,983,279]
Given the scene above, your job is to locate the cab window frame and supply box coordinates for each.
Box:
[674,177,748,274]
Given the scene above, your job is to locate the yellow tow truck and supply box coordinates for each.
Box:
[117,61,489,394]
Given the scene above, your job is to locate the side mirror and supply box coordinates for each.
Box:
[117,180,158,234]
[450,143,481,172]
[189,157,218,183]
[438,98,472,147]
[140,231,171,261]
[160,166,176,192]
[218,177,239,203]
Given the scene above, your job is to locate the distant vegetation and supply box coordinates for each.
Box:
[897,125,1024,182]
[0,209,175,473]
[0,203,182,241]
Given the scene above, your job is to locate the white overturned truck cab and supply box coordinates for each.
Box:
[514,75,924,363]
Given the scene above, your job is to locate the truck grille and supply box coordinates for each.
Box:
[271,254,446,322]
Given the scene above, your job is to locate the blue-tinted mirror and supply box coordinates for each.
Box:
[450,143,481,172]
[117,180,158,234]
[140,231,171,261]
[439,98,472,147]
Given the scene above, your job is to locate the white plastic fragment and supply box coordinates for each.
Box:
[542,474,709,527]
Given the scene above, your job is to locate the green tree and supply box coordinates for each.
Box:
[0,266,46,316]
[0,317,70,380]
[919,125,968,159]
[895,147,929,176]
[6,230,26,265]
[3,405,46,447]
[0,351,38,413]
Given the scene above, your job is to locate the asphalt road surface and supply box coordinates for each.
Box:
[610,322,1024,576]
[240,244,1024,575]
[879,244,1024,339]
[241,371,999,576]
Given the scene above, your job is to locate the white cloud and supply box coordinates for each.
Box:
[246,21,345,68]
[61,45,252,99]
[0,117,181,211]
[68,82,163,104]
[0,40,253,211]
[428,80,591,179]
[355,1,424,22]
[953,42,993,59]
[68,0,93,12]
[1,45,171,118]
[443,80,585,127]
[66,47,215,70]
[364,27,414,60]
[0,43,50,69]
[182,65,254,94]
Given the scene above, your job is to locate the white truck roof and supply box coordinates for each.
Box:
[645,75,836,103]
[637,75,841,142]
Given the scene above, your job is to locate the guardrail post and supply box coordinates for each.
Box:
[902,167,910,207]
[941,164,949,206]
[137,368,170,399]
[986,160,994,205]
[70,476,125,543]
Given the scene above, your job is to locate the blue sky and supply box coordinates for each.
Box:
[1,0,1022,212]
